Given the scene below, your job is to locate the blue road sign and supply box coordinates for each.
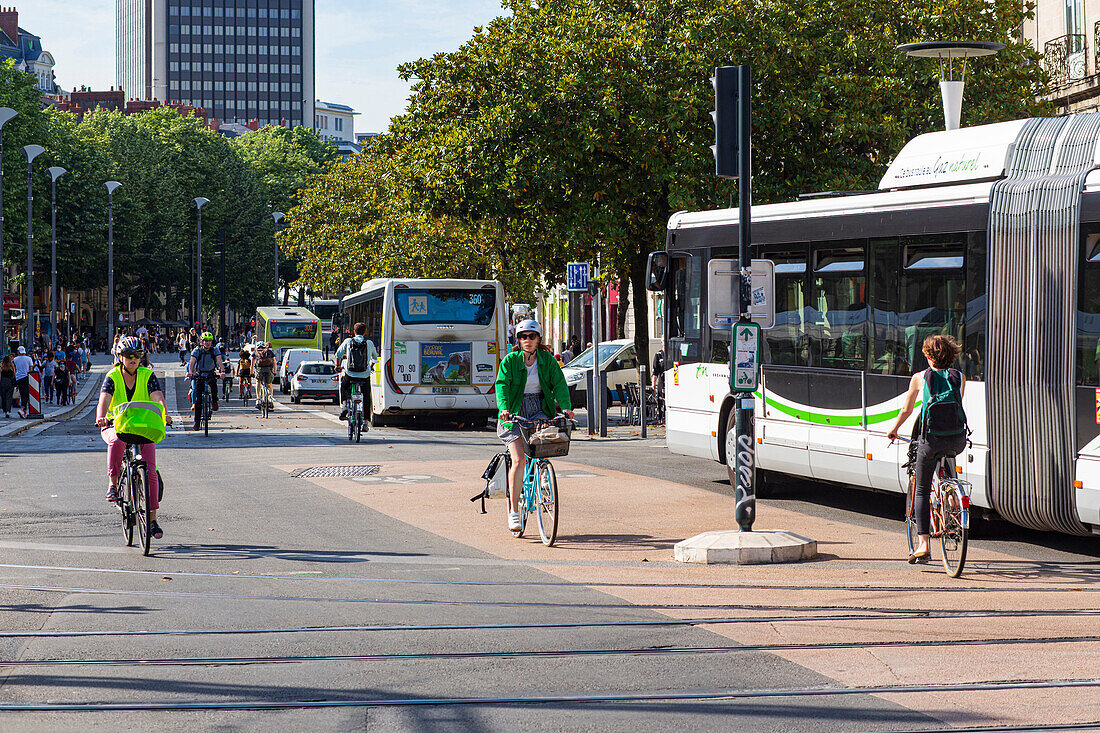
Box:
[567,262,590,292]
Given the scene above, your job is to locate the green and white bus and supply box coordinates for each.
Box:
[254,305,323,354]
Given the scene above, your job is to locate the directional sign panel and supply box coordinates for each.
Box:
[732,321,761,393]
[707,259,775,330]
[567,262,590,292]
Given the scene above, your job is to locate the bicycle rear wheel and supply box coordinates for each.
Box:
[905,475,917,554]
[348,405,356,441]
[939,484,968,577]
[133,463,152,556]
[535,460,558,547]
[203,394,210,437]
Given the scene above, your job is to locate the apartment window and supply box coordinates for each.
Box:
[170,43,179,53]
[170,61,180,71]
[259,81,268,92]
[182,80,191,90]
[225,25,234,36]
[260,100,269,110]
[259,26,267,36]
[170,5,179,15]
[335,118,343,131]
[247,7,256,17]
[292,82,300,92]
[248,81,258,91]
[170,79,180,90]
[258,45,267,55]
[248,44,257,54]
[214,62,223,72]
[287,9,295,18]
[248,26,257,36]
[225,7,235,17]
[181,61,191,70]
[214,26,222,35]
[192,24,201,34]
[258,7,268,18]
[204,44,212,53]
[236,62,245,72]
[237,26,245,35]
[281,82,290,92]
[180,42,190,52]
[180,24,189,34]
[204,25,211,34]
[214,7,222,17]
[204,80,212,90]
[181,6,190,15]
[292,27,300,37]
[291,64,300,74]
[292,100,301,110]
[259,63,268,73]
[248,63,257,73]
[292,46,300,56]
[170,24,180,34]
[203,7,211,17]
[213,43,222,53]
[237,44,246,53]
[204,62,212,71]
[281,27,289,37]
[214,81,223,91]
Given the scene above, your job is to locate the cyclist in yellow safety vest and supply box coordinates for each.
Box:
[95,336,173,539]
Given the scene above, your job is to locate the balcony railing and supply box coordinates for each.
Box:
[1045,33,1088,87]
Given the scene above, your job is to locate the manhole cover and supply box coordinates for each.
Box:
[292,465,382,478]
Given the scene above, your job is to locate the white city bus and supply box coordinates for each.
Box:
[338,278,506,426]
[653,116,1100,537]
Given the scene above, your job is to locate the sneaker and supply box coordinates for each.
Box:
[193,423,201,431]
[150,520,163,540]
[105,485,119,503]
[508,511,522,531]
[339,407,348,421]
[212,400,219,411]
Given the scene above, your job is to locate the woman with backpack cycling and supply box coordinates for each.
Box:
[887,334,968,564]
[495,319,573,532]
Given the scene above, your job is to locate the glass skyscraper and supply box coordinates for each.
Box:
[115,0,315,128]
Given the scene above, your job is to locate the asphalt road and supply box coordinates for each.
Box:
[0,353,1094,732]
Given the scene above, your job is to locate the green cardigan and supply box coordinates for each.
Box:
[494,348,571,417]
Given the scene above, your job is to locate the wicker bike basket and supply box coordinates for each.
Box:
[519,419,573,459]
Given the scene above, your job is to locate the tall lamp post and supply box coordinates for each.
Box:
[194,197,209,331]
[0,107,17,356]
[48,166,66,348]
[271,211,284,303]
[21,145,45,352]
[105,181,122,346]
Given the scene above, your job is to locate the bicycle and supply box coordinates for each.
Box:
[897,437,971,577]
[506,414,575,547]
[116,442,160,556]
[347,381,366,443]
[239,374,253,403]
[257,376,271,419]
[191,374,214,436]
[222,371,234,404]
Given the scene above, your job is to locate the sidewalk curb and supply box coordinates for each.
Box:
[0,366,106,438]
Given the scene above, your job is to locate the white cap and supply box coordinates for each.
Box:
[515,319,542,337]
[17,346,26,354]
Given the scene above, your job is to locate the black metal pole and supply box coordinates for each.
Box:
[50,177,57,348]
[196,209,203,331]
[733,64,756,532]
[0,126,5,355]
[107,193,114,346]
[219,227,226,340]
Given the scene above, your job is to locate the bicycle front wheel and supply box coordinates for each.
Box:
[535,461,559,547]
[203,396,210,437]
[133,463,152,556]
[940,485,968,577]
[120,470,135,547]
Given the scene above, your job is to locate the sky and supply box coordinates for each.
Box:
[15,0,506,134]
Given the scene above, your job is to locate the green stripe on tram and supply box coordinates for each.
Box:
[753,391,917,427]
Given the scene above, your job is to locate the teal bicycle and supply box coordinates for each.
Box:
[508,414,575,547]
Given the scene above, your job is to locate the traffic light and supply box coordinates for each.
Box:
[710,66,739,179]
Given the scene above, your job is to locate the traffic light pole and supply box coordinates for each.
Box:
[732,65,756,533]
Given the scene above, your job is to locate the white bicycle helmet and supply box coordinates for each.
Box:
[515,319,542,338]
[117,336,143,353]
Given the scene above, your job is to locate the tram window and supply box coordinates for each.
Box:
[1076,231,1100,386]
[761,248,809,366]
[810,243,867,370]
[869,237,903,375]
[899,237,966,374]
[962,231,986,380]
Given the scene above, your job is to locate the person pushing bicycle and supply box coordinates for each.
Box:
[95,336,172,539]
[187,331,223,430]
[887,334,968,564]
[495,319,573,533]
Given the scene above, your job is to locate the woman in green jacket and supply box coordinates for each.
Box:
[495,319,573,532]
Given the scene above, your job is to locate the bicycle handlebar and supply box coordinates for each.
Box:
[509,414,577,430]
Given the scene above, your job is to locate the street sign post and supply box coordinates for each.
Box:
[567,262,590,292]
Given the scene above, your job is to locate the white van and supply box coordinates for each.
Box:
[562,339,662,406]
[279,347,324,393]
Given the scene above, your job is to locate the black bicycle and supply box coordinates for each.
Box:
[222,370,234,403]
[117,443,155,555]
[193,375,214,436]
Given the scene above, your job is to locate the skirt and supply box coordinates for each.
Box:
[497,393,548,445]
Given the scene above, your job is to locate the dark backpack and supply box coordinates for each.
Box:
[347,339,370,372]
[922,368,966,437]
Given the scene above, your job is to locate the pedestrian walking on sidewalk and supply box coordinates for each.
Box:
[12,347,33,419]
[0,355,15,418]
[42,353,56,403]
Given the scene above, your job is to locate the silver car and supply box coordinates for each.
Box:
[290,361,340,404]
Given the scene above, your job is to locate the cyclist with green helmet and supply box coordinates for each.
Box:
[95,336,172,538]
[187,331,224,430]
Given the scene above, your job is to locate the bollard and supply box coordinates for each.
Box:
[586,369,595,436]
[639,363,647,439]
[599,371,608,437]
[26,369,41,416]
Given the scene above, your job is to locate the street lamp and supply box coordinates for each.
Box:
[105,181,122,346]
[48,166,66,348]
[194,197,209,331]
[22,144,45,352]
[0,107,17,356]
[271,211,284,303]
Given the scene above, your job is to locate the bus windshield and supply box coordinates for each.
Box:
[270,321,317,340]
[394,289,496,326]
[311,302,339,321]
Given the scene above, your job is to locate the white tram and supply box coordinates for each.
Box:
[656,116,1100,536]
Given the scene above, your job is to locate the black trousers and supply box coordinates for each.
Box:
[0,376,13,414]
[15,377,29,412]
[913,432,967,535]
[340,375,370,403]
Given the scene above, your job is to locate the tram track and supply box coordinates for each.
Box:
[0,678,1093,712]
[0,560,1096,593]
[1,634,1095,668]
[2,607,1097,639]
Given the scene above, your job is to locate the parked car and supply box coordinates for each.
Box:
[562,339,662,406]
[290,361,340,404]
[279,347,324,393]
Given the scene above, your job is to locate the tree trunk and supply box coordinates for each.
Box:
[632,183,671,375]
